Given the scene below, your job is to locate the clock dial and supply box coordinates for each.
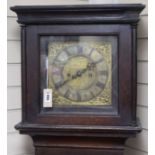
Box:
[47,37,112,106]
[49,44,108,102]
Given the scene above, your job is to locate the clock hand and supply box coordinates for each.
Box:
[71,62,96,80]
[55,62,96,89]
[55,69,87,89]
[55,79,70,89]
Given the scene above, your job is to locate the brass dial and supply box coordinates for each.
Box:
[49,45,108,102]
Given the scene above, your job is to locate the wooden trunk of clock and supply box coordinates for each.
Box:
[11,4,145,155]
[34,136,125,155]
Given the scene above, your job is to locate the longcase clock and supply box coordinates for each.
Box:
[11,4,145,155]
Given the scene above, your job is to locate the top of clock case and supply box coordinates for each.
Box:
[10,4,145,24]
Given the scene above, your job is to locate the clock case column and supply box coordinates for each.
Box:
[11,4,145,155]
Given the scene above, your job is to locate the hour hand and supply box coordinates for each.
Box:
[72,63,94,78]
[55,69,85,89]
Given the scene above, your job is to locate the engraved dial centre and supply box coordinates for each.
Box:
[63,56,96,90]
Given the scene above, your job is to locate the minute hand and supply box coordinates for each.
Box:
[55,67,89,89]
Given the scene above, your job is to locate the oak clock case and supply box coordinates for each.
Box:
[11,4,145,155]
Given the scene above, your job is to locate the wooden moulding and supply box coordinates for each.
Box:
[15,119,141,138]
[10,4,145,24]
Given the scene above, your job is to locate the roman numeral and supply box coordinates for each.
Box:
[96,81,105,89]
[64,49,72,56]
[77,45,83,54]
[88,48,94,57]
[55,81,63,89]
[76,91,81,101]
[94,58,103,64]
[99,70,108,76]
[90,91,95,97]
[53,60,66,66]
[64,89,70,98]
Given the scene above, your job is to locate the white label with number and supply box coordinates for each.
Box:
[43,89,52,107]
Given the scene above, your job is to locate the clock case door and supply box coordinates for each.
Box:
[19,24,138,128]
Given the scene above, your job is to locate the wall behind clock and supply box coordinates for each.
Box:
[7,0,148,155]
